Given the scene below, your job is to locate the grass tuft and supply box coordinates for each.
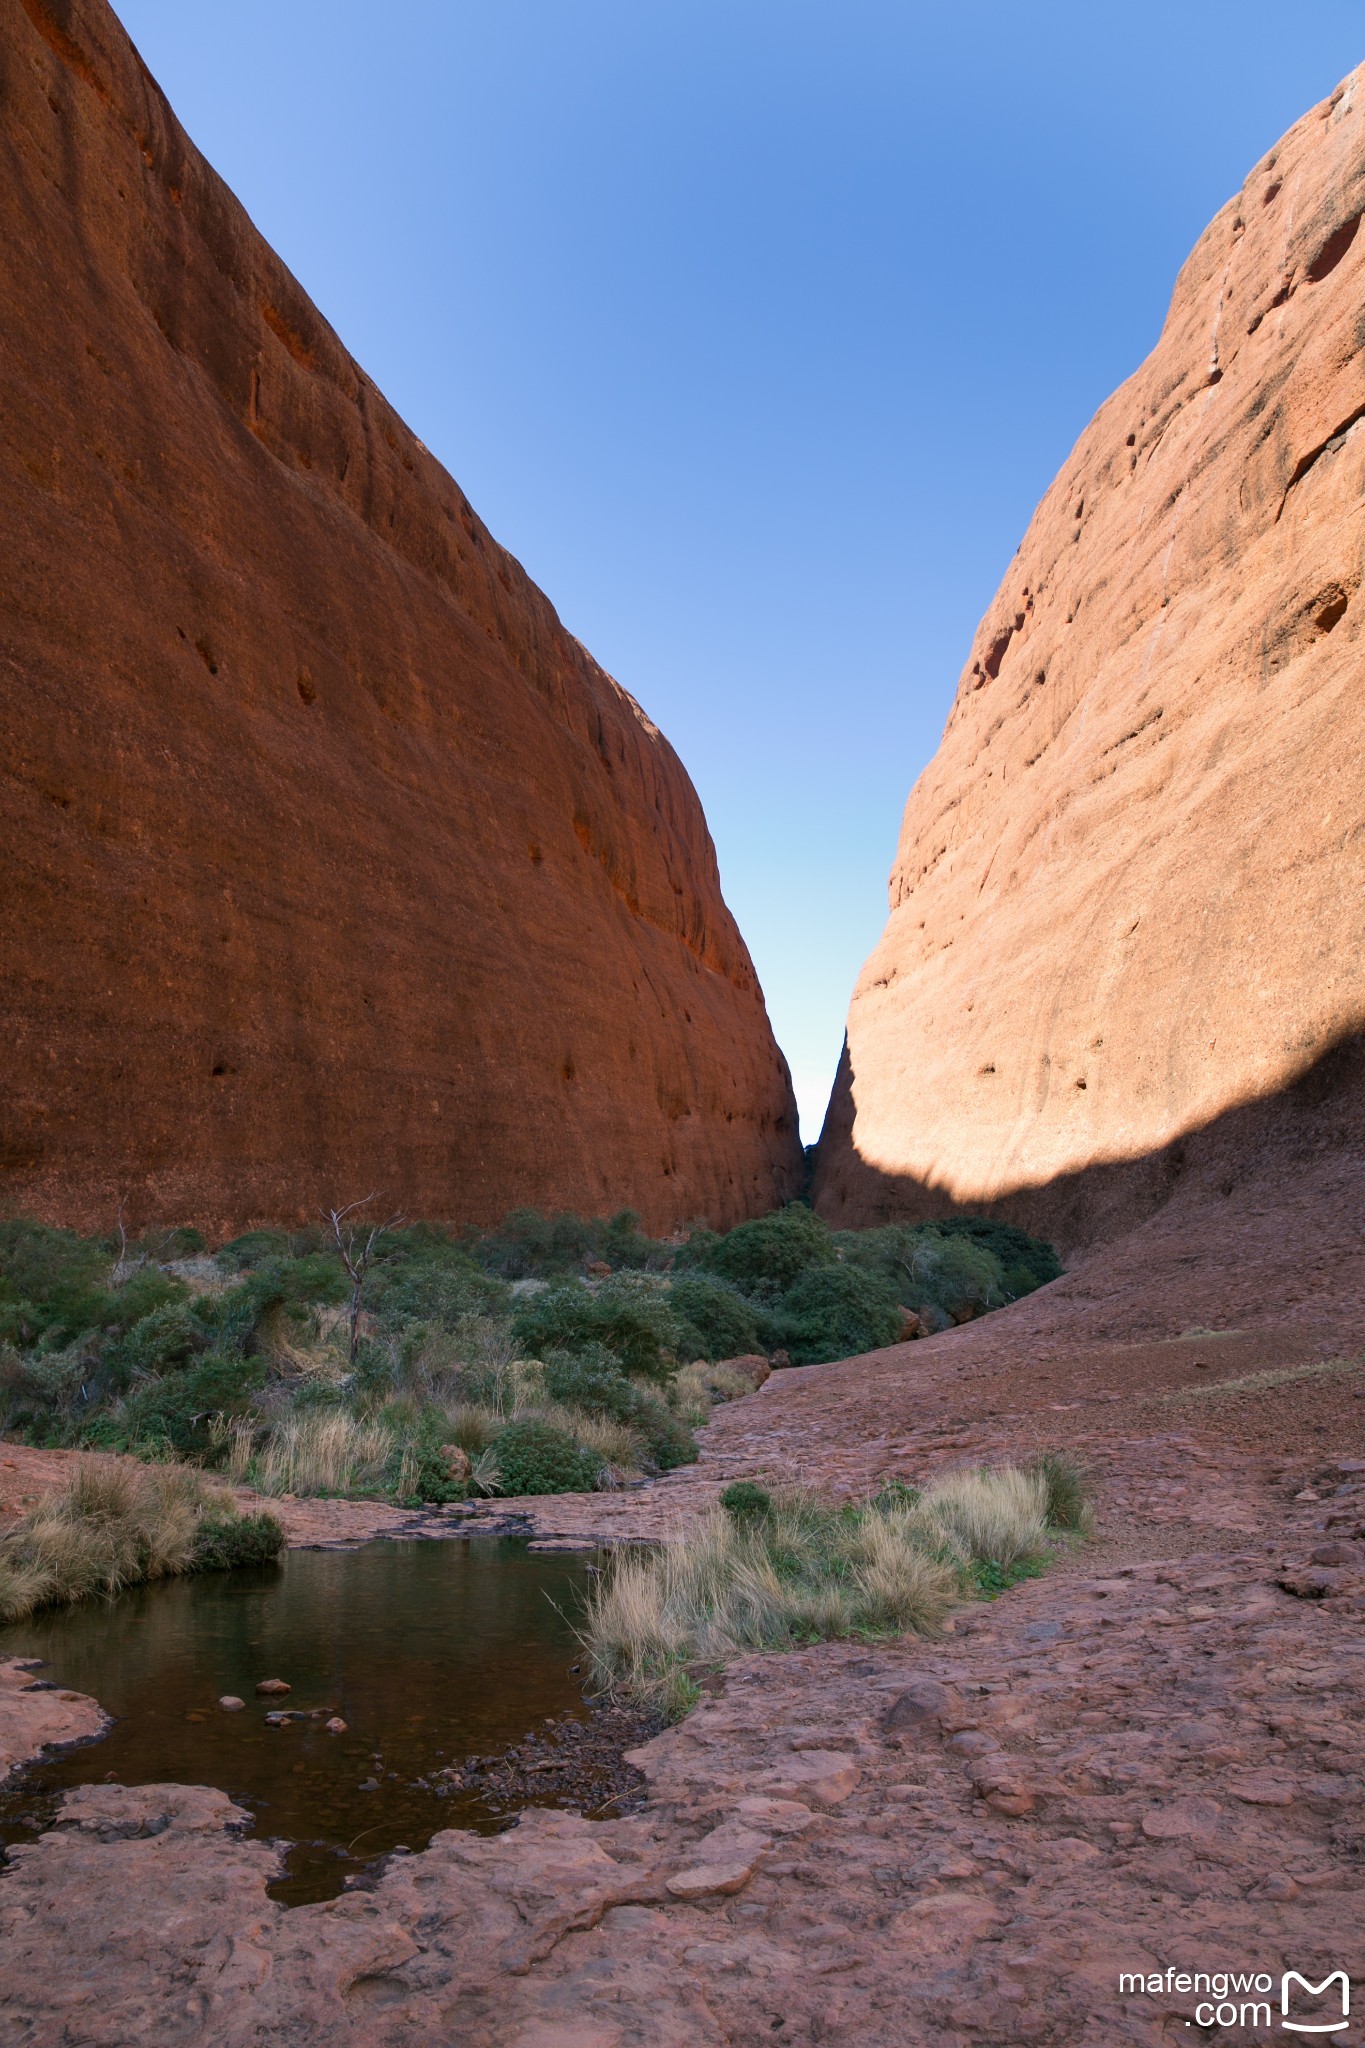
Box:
[583,1460,1085,1714]
[253,1410,392,1496]
[1027,1451,1092,1533]
[0,1459,283,1622]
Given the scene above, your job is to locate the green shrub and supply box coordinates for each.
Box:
[394,1418,468,1504]
[511,1279,678,1384]
[215,1229,292,1271]
[161,1226,208,1259]
[0,1220,108,1347]
[630,1392,697,1471]
[768,1265,901,1365]
[834,1218,1058,1319]
[493,1419,599,1495]
[201,1255,348,1355]
[720,1479,773,1522]
[597,1208,657,1270]
[668,1272,761,1362]
[190,1510,285,1571]
[105,1303,204,1386]
[474,1208,598,1279]
[111,1351,265,1456]
[934,1217,1062,1290]
[691,1205,835,1298]
[929,1236,1005,1318]
[542,1345,636,1419]
[372,1257,510,1329]
[541,1349,695,1472]
[472,1206,665,1279]
[1029,1452,1091,1532]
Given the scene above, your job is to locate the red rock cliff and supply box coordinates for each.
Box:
[0,0,801,1235]
[815,72,1365,1252]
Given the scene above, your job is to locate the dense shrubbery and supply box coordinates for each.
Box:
[510,1278,677,1383]
[493,1419,601,1496]
[683,1204,836,1298]
[0,1200,1060,1503]
[667,1272,762,1363]
[766,1265,902,1365]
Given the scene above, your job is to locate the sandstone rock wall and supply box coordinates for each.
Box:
[0,0,801,1235]
[815,71,1365,1252]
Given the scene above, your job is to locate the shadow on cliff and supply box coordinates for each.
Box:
[810,1027,1365,1263]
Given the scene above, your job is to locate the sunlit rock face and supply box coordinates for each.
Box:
[0,0,801,1235]
[816,71,1365,1251]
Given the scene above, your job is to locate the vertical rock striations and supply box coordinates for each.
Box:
[0,0,801,1234]
[815,72,1365,1251]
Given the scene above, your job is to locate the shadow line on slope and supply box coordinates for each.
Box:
[810,1027,1365,1261]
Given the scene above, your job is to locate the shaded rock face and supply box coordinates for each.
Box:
[815,70,1365,1252]
[0,0,801,1237]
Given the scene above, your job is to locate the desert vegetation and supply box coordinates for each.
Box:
[0,1459,283,1623]
[584,1458,1088,1714]
[0,1205,1059,1505]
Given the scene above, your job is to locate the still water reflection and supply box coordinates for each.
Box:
[0,1538,591,1902]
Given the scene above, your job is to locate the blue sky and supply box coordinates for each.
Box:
[114,1,1364,1139]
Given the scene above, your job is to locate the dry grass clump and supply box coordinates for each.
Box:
[254,1303,350,1382]
[672,1359,756,1426]
[917,1465,1048,1565]
[0,1459,280,1623]
[252,1409,393,1497]
[584,1462,1083,1715]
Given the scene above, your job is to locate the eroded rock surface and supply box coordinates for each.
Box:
[0,1659,107,1784]
[0,0,799,1235]
[815,67,1365,1251]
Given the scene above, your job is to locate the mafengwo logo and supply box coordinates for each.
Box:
[1282,1971,1350,2035]
[1118,1966,1350,2033]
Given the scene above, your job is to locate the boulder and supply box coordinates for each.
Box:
[713,1354,772,1390]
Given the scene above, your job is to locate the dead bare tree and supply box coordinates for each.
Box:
[323,1197,404,1364]
[108,1197,147,1290]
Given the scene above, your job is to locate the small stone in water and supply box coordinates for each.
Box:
[256,1678,291,1696]
[218,1696,246,1713]
[185,1712,205,1722]
[359,1778,379,1791]
[326,1717,348,1734]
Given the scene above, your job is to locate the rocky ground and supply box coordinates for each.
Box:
[1,1237,1363,2045]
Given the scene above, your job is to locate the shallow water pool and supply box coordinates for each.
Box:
[0,1538,593,1902]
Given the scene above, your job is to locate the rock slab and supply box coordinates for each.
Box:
[0,1659,107,1783]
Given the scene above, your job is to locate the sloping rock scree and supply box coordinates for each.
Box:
[0,0,800,1234]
